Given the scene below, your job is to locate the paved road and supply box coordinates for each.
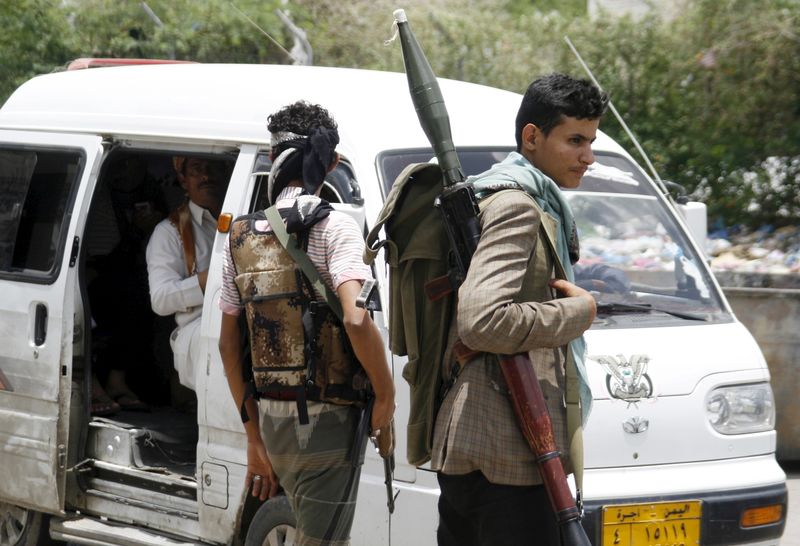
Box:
[784,463,798,546]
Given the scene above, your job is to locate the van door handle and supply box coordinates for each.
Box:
[34,303,48,346]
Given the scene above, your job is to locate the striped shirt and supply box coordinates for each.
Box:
[219,186,372,315]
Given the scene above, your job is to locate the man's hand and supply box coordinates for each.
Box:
[370,393,395,442]
[246,439,279,501]
[549,278,597,324]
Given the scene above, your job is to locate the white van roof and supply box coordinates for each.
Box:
[0,63,626,159]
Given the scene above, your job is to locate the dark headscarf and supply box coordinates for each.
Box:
[269,126,339,204]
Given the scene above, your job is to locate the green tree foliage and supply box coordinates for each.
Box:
[504,0,586,17]
[294,0,800,227]
[1,0,798,227]
[0,0,289,105]
[65,0,289,63]
[0,0,73,103]
[290,0,570,92]
[556,0,800,227]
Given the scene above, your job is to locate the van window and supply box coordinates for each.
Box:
[378,148,729,325]
[0,147,82,279]
[249,152,363,211]
[377,147,511,195]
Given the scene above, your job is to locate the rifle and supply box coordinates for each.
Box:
[352,395,396,513]
[392,9,591,545]
[354,277,397,514]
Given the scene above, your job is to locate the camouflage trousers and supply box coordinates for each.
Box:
[258,400,365,546]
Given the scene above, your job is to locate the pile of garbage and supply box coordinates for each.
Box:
[707,225,800,288]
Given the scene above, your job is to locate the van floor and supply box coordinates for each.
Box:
[89,407,198,478]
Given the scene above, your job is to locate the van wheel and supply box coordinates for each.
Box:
[244,495,297,546]
[0,502,57,546]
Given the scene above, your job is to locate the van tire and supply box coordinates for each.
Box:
[0,503,59,546]
[244,495,297,546]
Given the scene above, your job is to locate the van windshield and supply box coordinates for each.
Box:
[377,148,729,326]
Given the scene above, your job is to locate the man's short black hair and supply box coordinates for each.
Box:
[267,100,338,138]
[515,73,609,150]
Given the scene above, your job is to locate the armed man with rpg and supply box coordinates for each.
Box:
[372,9,608,546]
[431,73,607,546]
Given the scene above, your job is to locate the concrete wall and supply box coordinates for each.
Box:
[722,287,800,462]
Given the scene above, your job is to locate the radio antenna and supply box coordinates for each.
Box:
[229,2,298,64]
[564,35,666,191]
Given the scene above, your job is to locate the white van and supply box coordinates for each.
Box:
[0,62,786,546]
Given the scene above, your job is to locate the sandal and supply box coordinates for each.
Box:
[91,397,120,416]
[113,393,150,412]
[91,375,120,416]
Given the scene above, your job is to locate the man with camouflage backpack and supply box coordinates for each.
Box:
[218,101,394,546]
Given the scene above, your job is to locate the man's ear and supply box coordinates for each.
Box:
[521,123,542,152]
[326,152,340,174]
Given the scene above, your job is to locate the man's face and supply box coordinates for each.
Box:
[522,116,599,189]
[178,158,228,214]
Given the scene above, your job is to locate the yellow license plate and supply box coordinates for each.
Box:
[602,500,702,546]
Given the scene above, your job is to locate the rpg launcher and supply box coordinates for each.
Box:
[393,9,592,546]
[391,9,481,289]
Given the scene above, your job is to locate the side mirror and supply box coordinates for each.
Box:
[662,180,707,255]
[678,201,708,256]
[662,180,689,205]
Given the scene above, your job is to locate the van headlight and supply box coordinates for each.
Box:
[706,383,775,434]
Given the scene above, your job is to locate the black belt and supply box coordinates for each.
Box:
[262,390,301,401]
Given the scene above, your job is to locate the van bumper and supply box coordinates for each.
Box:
[580,482,787,545]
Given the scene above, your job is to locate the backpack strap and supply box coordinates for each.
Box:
[168,202,196,276]
[264,205,344,321]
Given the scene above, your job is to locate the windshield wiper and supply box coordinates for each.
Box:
[596,301,708,321]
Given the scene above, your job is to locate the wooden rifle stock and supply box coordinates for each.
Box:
[499,354,591,545]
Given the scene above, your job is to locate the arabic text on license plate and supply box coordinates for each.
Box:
[601,500,702,546]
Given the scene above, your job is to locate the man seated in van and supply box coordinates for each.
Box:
[146,156,231,396]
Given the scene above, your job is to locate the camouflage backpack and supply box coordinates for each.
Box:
[229,205,369,424]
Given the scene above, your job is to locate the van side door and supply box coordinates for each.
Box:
[0,131,103,513]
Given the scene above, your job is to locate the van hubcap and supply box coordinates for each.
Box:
[0,502,28,545]
[264,523,296,546]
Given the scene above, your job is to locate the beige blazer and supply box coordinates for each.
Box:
[430,189,593,486]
